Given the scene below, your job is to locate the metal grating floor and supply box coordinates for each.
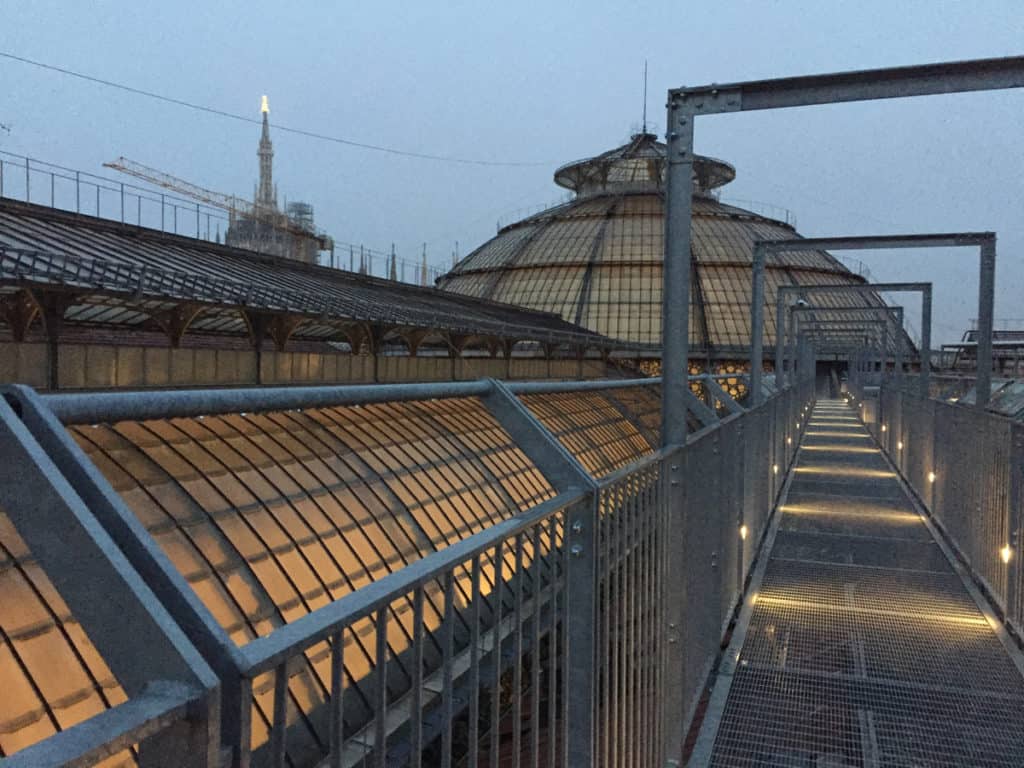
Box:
[701,400,1024,767]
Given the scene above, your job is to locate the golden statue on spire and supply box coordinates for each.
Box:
[260,95,269,114]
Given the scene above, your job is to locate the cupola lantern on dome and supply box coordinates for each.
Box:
[553,132,735,199]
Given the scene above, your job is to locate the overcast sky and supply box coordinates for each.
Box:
[2,0,1021,345]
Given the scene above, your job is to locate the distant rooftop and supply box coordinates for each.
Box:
[0,198,614,351]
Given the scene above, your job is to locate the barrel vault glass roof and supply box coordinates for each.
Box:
[36,385,663,764]
[0,504,130,765]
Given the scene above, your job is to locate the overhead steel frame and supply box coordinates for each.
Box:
[770,283,932,405]
[793,320,886,364]
[796,321,889,397]
[748,233,997,408]
[788,306,906,392]
[661,56,1024,765]
[663,57,1024,447]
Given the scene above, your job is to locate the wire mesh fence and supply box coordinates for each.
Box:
[874,383,1024,630]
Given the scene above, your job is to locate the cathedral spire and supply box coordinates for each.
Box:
[257,95,276,210]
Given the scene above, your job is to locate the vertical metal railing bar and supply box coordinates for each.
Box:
[656,463,665,767]
[659,453,673,767]
[617,482,628,768]
[490,541,504,768]
[512,533,525,768]
[547,515,558,768]
[599,487,611,768]
[468,555,482,768]
[638,475,647,768]
[328,630,344,768]
[271,662,289,768]
[560,517,570,768]
[622,479,633,768]
[411,586,424,768]
[628,475,640,768]
[608,486,620,768]
[530,525,542,768]
[618,482,628,768]
[373,608,388,768]
[644,473,656,768]
[440,573,454,768]
[655,469,664,768]
[626,475,634,768]
[637,475,647,768]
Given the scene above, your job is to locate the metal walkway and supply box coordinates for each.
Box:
[694,399,1024,767]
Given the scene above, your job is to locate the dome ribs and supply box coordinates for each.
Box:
[573,197,620,327]
[690,254,714,365]
[436,137,877,357]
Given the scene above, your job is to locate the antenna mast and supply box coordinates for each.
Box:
[642,60,648,133]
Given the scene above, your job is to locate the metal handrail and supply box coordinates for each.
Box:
[241,491,580,674]
[2,683,200,768]
[0,152,450,286]
[5,372,816,767]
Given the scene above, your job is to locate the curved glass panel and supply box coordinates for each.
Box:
[0,506,130,764]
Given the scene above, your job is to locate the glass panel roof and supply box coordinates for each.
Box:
[0,506,130,763]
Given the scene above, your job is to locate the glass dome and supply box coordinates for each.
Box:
[438,133,879,363]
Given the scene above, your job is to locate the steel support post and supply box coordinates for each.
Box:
[794,320,805,385]
[921,285,932,399]
[794,331,804,385]
[775,294,785,392]
[661,98,699,766]
[786,305,797,388]
[662,99,696,447]
[879,319,888,382]
[661,448,687,768]
[893,307,905,392]
[750,244,766,405]
[482,380,599,765]
[976,236,996,407]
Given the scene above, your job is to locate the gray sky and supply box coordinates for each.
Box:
[2,0,1022,345]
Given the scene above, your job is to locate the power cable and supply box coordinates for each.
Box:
[0,50,549,168]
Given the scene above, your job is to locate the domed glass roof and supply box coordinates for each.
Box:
[438,133,879,358]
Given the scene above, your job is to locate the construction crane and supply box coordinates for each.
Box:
[103,156,331,250]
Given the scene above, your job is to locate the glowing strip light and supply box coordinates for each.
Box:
[753,596,990,627]
[793,466,896,479]
[800,444,880,454]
